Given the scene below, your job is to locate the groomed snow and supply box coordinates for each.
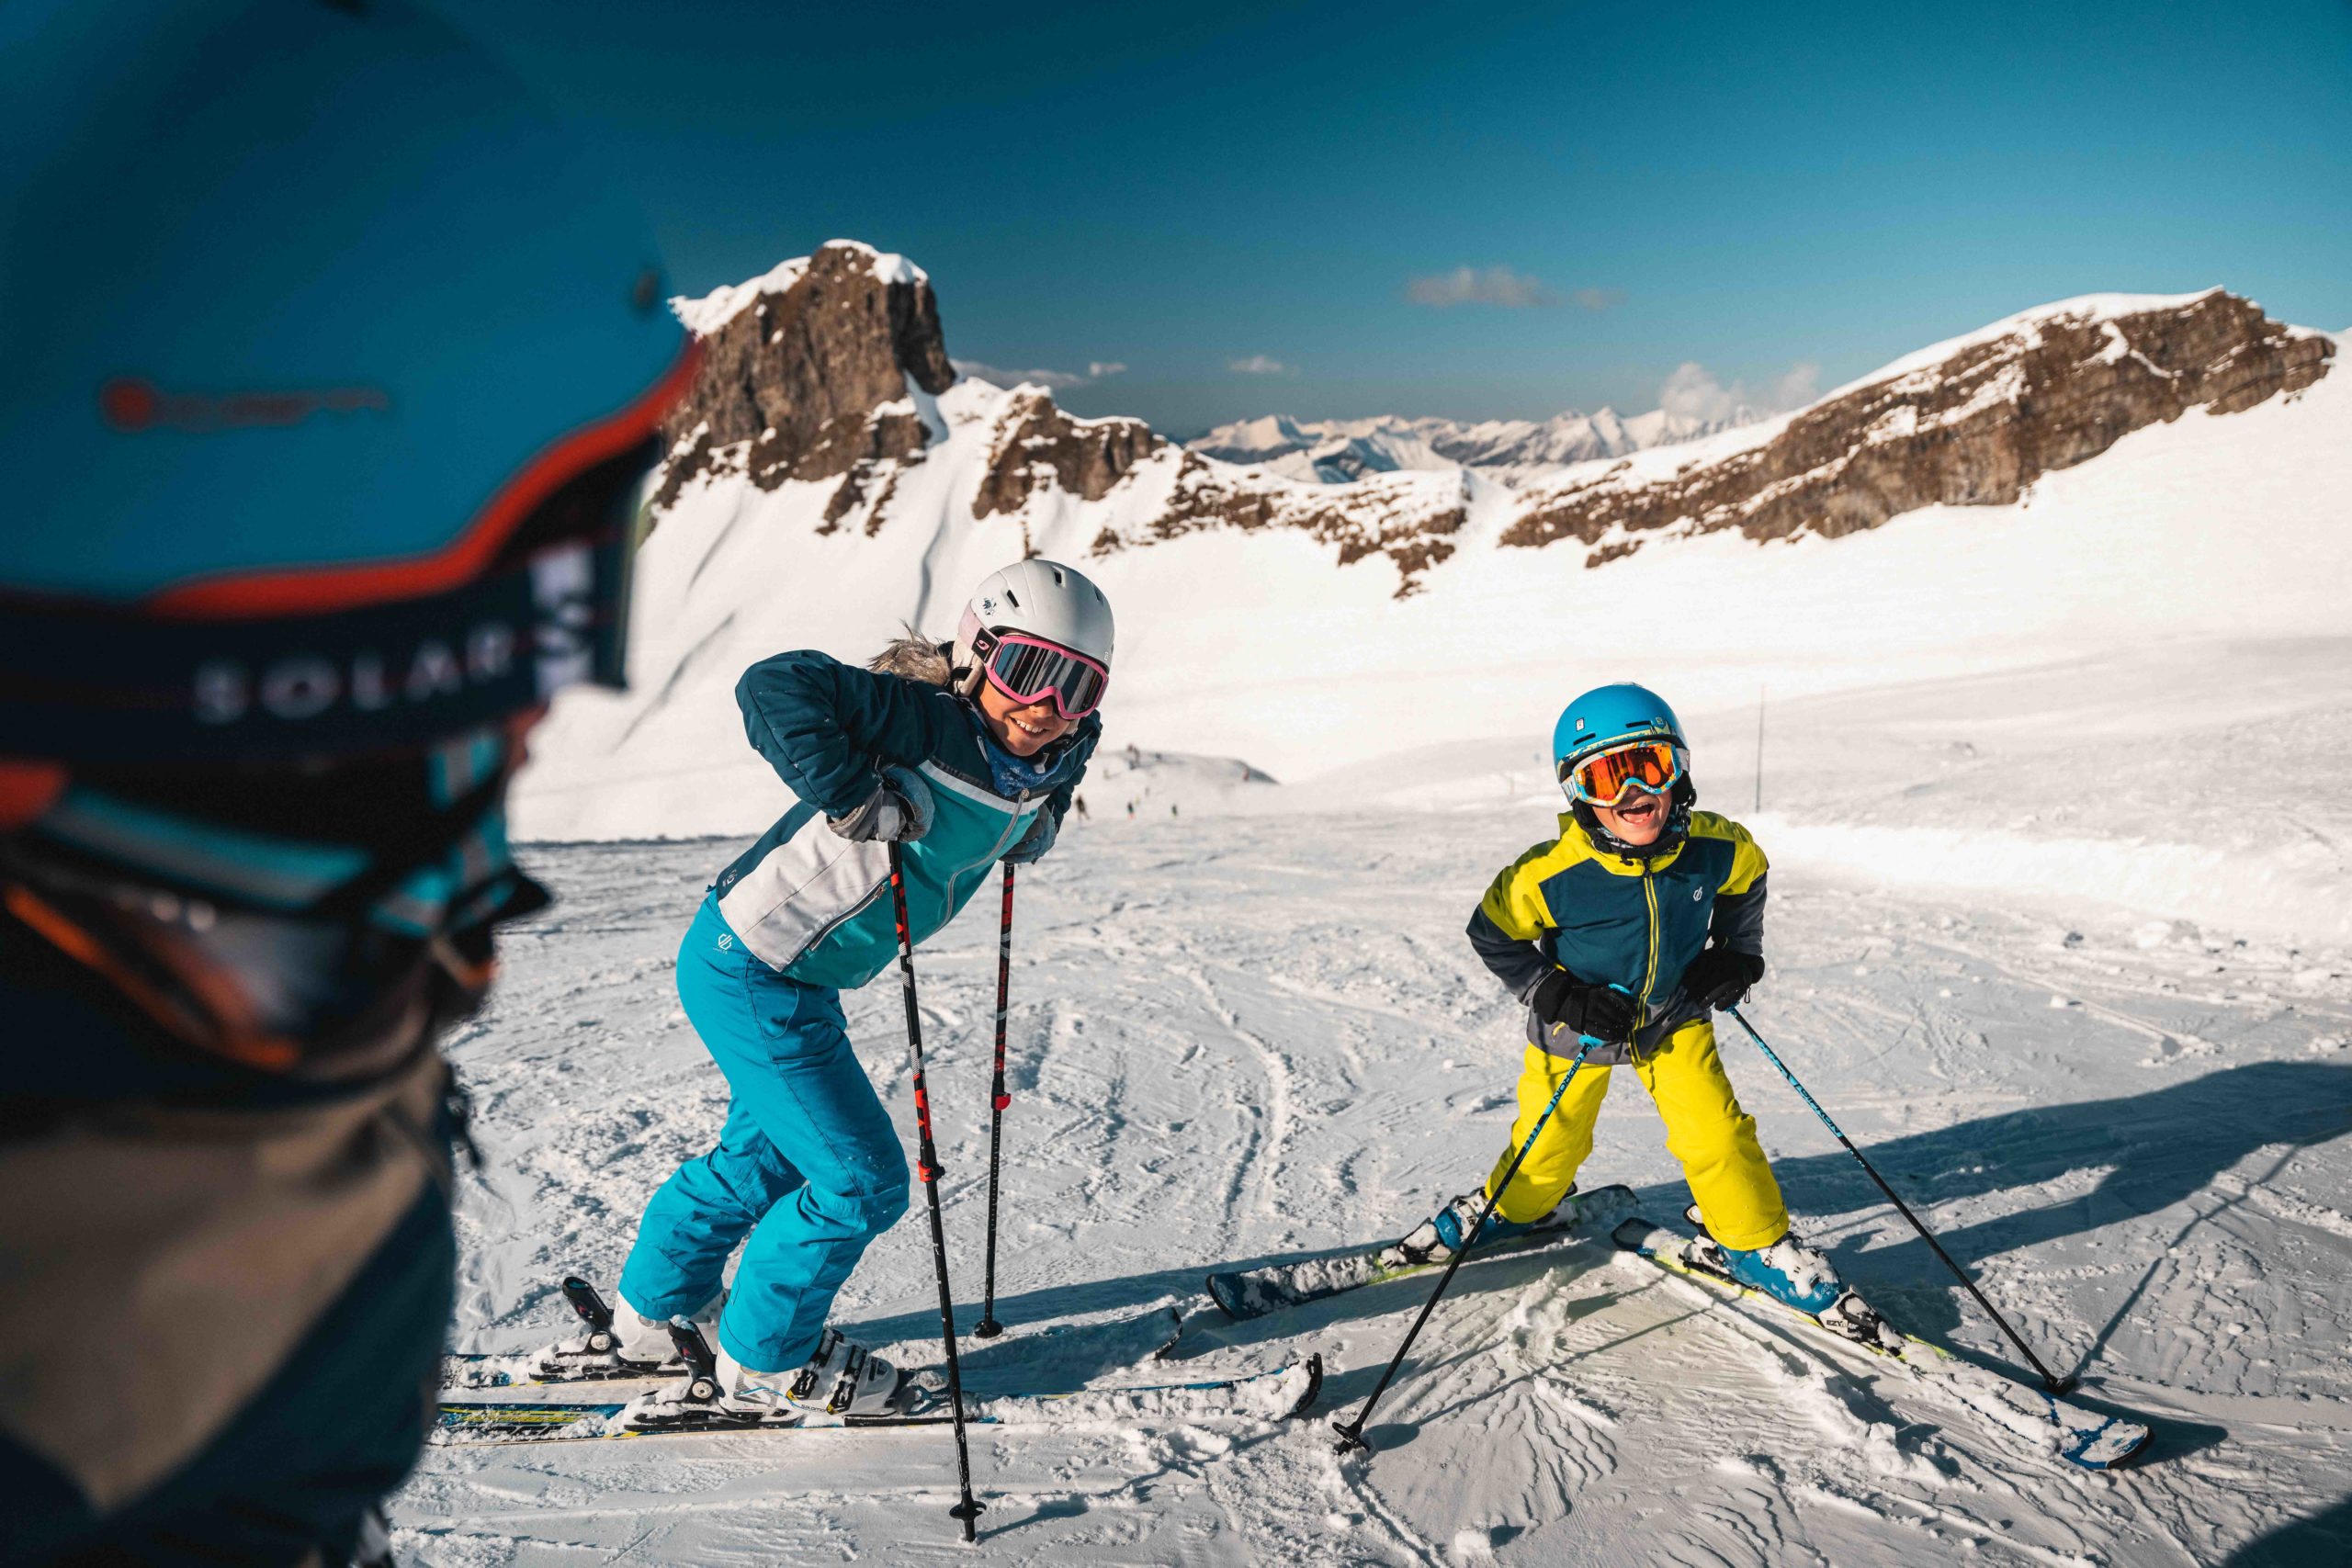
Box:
[401,677,2352,1559]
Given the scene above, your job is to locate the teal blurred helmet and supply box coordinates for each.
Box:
[0,0,695,788]
[0,0,698,1064]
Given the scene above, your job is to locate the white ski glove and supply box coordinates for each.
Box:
[827,764,934,843]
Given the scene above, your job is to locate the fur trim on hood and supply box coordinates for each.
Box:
[869,627,955,686]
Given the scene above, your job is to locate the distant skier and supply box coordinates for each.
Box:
[1396,684,1848,1318]
[584,560,1111,1424]
[1074,794,1090,820]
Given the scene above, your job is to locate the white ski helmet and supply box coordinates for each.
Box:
[952,559,1116,697]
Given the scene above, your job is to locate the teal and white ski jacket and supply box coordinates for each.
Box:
[710,649,1097,989]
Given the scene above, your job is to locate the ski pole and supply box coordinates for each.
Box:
[973,862,1015,1339]
[886,843,985,1540]
[1333,1031,1601,1457]
[1722,1006,2076,1394]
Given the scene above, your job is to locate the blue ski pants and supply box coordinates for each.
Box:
[618,895,910,1373]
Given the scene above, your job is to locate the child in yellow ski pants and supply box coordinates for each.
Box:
[1427,682,1843,1309]
[1487,1020,1785,1249]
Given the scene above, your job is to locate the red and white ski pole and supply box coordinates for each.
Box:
[887,843,985,1540]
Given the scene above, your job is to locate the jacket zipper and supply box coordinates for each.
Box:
[944,787,1034,913]
[1636,867,1661,1030]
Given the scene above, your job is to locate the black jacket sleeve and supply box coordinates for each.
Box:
[1708,873,1768,957]
[1467,906,1554,1003]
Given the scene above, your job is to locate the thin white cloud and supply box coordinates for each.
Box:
[1228,355,1294,376]
[1768,361,1821,409]
[1406,265,1614,310]
[952,357,1126,390]
[1658,359,1823,423]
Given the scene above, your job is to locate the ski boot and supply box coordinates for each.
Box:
[619,1322,911,1431]
[1684,1208,1899,1351]
[470,1279,719,1382]
[1383,1184,1579,1269]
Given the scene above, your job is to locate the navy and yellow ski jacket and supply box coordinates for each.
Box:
[1466,809,1768,1063]
[711,650,1097,990]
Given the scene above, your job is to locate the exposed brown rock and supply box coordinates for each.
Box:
[650,242,954,510]
[973,389,1165,517]
[1089,453,1470,596]
[1504,290,2333,565]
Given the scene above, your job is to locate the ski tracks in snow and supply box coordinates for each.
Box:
[401,813,2352,1564]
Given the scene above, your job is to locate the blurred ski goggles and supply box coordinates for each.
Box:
[973,630,1110,720]
[1561,738,1687,807]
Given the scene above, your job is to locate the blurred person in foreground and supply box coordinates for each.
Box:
[0,2,693,1561]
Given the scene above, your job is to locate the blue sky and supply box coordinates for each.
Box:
[444,1,2352,434]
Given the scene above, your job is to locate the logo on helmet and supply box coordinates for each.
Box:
[99,377,390,434]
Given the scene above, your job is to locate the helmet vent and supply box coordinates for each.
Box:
[1003,589,1021,609]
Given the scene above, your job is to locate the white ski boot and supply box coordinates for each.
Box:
[620,1323,911,1431]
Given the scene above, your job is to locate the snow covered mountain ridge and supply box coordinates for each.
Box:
[1505,288,2331,568]
[646,244,2329,595]
[1187,404,1757,486]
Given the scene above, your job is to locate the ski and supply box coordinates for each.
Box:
[1612,1216,2151,1471]
[447,1289,1183,1391]
[434,1353,1322,1446]
[1205,1183,1638,1323]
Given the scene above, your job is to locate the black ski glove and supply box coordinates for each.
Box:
[1528,970,1638,1045]
[1682,947,1765,1011]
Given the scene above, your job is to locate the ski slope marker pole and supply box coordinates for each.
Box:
[1333,1031,1600,1458]
[1723,1005,2076,1394]
[887,843,985,1540]
[973,862,1015,1339]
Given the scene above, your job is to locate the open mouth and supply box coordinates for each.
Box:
[1615,792,1665,825]
[1010,714,1056,739]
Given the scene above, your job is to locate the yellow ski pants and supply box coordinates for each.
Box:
[1484,1018,1789,1251]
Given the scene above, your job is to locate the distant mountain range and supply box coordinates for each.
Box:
[1188,406,1756,486]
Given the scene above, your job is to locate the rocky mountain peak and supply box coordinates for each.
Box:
[651,240,956,509]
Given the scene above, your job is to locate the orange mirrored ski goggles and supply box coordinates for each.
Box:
[1561,738,1687,807]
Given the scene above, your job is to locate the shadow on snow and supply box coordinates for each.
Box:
[852,1059,2351,1461]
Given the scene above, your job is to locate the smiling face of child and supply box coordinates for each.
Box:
[1592,783,1671,847]
[977,680,1072,758]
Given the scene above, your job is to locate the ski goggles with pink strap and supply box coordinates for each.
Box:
[973,629,1110,719]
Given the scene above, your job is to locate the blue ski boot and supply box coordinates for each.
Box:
[1713,1233,1844,1315]
[1391,1186,1577,1267]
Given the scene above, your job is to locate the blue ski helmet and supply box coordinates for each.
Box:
[0,0,695,809]
[1553,683,1688,773]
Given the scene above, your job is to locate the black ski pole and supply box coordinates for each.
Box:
[1722,1005,2076,1394]
[973,862,1015,1339]
[1333,1031,1600,1457]
[886,842,985,1540]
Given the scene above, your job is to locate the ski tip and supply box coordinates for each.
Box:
[1204,1273,1250,1322]
[2052,1404,2156,1471]
[1611,1215,1663,1252]
[1283,1353,1326,1420]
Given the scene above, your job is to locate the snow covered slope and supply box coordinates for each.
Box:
[401,767,2352,1564]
